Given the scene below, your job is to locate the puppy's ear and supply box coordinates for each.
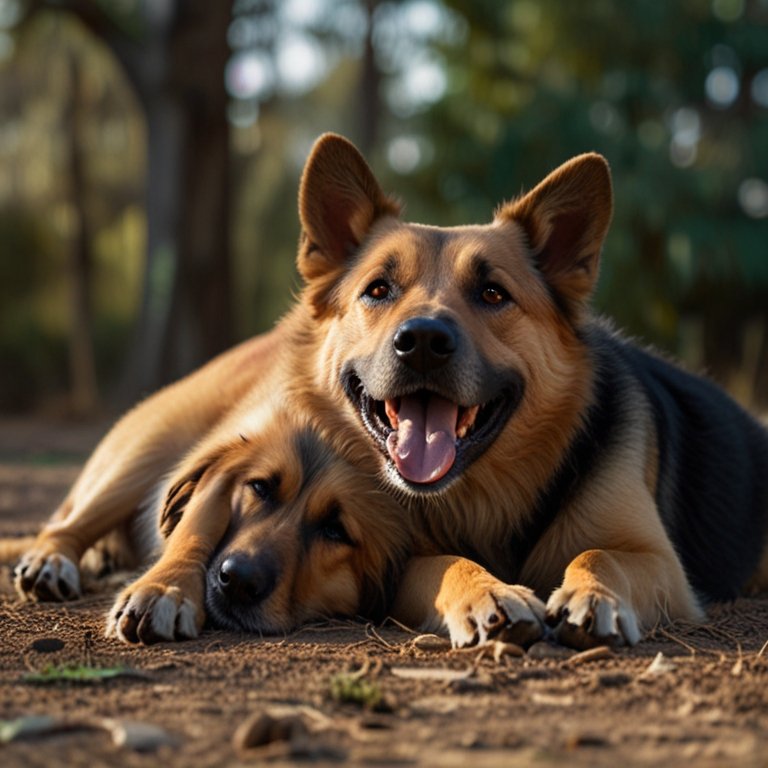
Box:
[161,440,249,538]
[297,133,401,315]
[160,462,211,538]
[497,154,612,317]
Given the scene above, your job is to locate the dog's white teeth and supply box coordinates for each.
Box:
[456,405,480,439]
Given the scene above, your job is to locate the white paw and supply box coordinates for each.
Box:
[106,584,201,645]
[546,585,641,648]
[14,550,81,602]
[444,582,546,648]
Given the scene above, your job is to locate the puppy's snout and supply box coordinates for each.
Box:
[217,551,278,605]
[393,316,457,373]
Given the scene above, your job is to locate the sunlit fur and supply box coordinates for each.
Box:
[292,140,610,579]
[290,133,768,646]
[13,133,768,651]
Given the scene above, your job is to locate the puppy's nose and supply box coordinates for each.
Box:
[217,552,278,605]
[393,317,457,373]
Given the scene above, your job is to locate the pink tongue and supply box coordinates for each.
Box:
[386,394,458,484]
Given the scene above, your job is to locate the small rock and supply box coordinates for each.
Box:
[105,719,177,752]
[0,715,59,743]
[232,712,308,752]
[29,637,65,653]
[413,634,451,652]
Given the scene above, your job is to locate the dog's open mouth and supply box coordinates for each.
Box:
[344,373,522,490]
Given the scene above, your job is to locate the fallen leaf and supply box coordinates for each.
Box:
[22,664,147,685]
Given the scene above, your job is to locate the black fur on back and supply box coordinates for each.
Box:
[587,323,768,602]
[512,322,768,602]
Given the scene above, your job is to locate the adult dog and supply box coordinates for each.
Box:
[296,134,768,648]
[15,134,768,649]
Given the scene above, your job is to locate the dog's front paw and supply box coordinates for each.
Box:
[106,582,203,645]
[546,584,641,649]
[14,548,81,602]
[444,579,546,648]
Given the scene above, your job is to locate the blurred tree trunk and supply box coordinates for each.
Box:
[65,47,99,416]
[359,0,381,154]
[33,0,234,400]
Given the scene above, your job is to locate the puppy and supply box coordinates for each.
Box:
[104,404,409,643]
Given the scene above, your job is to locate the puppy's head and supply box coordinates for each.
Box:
[296,134,612,499]
[161,415,409,634]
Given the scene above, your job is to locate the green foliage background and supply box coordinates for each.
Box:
[0,0,766,411]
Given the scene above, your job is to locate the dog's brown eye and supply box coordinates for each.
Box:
[363,280,390,301]
[481,284,508,306]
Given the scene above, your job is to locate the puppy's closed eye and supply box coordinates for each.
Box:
[316,505,355,546]
[247,475,280,503]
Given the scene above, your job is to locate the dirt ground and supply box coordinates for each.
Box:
[1,418,767,767]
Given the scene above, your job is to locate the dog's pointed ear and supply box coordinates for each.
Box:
[498,153,612,316]
[297,133,401,315]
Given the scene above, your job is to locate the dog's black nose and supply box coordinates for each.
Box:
[217,552,278,605]
[393,317,457,373]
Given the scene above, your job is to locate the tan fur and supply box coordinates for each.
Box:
[11,133,767,650]
[288,134,759,648]
[14,331,283,599]
[105,404,415,643]
[393,555,544,647]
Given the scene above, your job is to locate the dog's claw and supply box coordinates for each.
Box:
[546,585,641,649]
[14,551,82,602]
[445,581,546,649]
[106,584,202,645]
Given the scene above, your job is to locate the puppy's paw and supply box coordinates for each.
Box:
[14,549,81,602]
[106,582,203,645]
[444,578,546,649]
[546,584,641,649]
